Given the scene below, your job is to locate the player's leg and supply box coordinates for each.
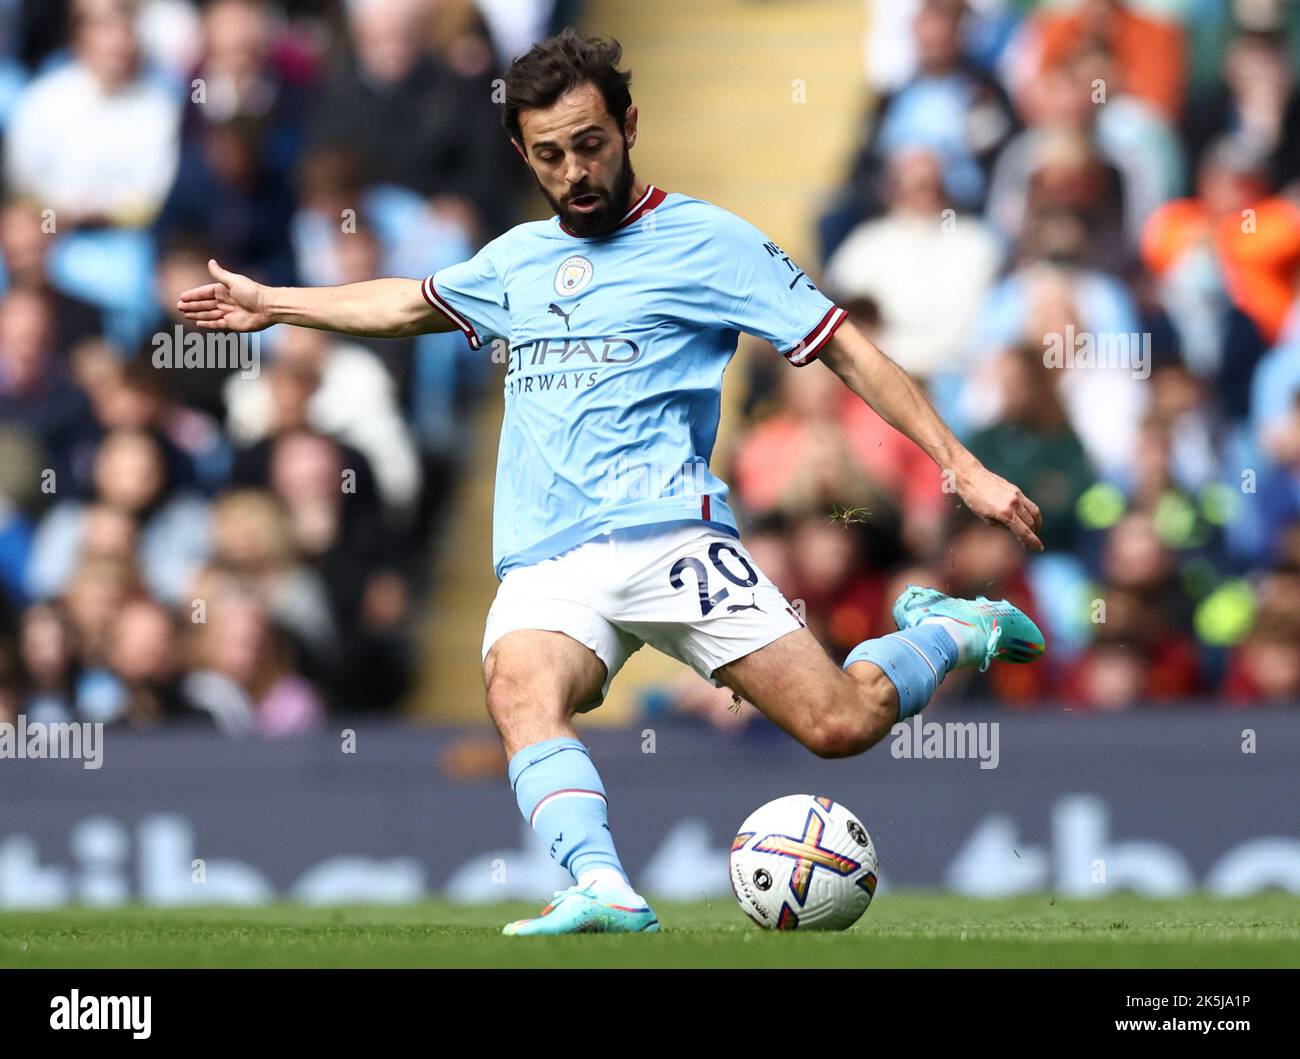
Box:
[713,628,900,758]
[482,563,658,934]
[716,586,1046,758]
[485,630,629,899]
[485,630,657,934]
[483,628,605,758]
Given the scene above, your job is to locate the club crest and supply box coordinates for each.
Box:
[554,255,594,296]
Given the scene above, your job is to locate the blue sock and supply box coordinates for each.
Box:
[508,737,627,882]
[842,625,959,719]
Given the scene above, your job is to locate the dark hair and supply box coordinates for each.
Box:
[501,29,633,143]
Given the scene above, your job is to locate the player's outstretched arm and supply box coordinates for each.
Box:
[820,320,1044,552]
[176,259,456,340]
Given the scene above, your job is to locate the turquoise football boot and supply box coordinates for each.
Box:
[503,885,660,936]
[891,585,1045,671]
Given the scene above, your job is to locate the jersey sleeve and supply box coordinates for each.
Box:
[422,240,509,351]
[711,212,846,366]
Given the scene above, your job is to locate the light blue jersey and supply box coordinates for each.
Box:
[423,186,846,578]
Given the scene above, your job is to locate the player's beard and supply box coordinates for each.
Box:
[540,141,637,238]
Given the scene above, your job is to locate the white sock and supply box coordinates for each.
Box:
[578,867,644,906]
[918,615,984,669]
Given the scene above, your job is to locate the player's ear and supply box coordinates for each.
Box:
[510,138,529,165]
[623,104,638,149]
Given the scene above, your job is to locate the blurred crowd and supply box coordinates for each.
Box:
[0,0,571,734]
[707,0,1300,720]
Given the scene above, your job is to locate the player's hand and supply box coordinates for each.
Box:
[954,462,1044,552]
[176,259,274,332]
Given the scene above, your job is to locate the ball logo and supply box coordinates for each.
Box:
[753,869,772,891]
[554,255,594,296]
[847,819,868,846]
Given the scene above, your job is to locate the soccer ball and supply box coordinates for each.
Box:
[729,794,878,930]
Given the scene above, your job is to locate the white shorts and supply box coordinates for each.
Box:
[482,522,805,711]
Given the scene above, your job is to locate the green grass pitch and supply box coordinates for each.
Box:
[2,894,1298,968]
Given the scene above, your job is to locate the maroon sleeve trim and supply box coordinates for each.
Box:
[784,306,847,366]
[422,275,482,351]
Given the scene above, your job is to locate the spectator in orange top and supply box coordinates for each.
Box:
[1028,0,1186,121]
[1142,140,1300,346]
[729,352,881,520]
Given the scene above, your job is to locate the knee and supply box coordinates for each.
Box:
[483,659,542,727]
[803,714,878,759]
[483,668,520,723]
[799,674,897,759]
[482,641,585,733]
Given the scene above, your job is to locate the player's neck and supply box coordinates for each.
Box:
[625,178,650,214]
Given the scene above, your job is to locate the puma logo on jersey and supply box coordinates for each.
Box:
[548,302,576,330]
[727,593,764,614]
